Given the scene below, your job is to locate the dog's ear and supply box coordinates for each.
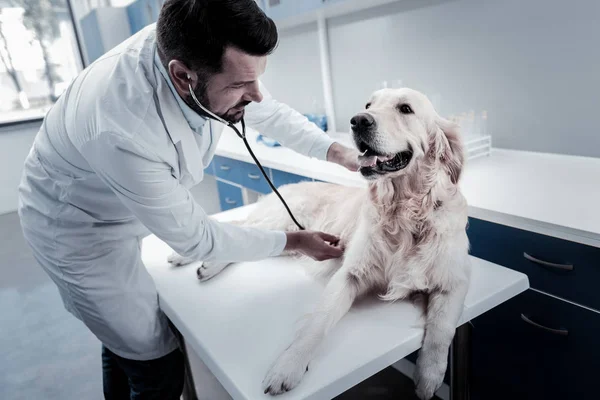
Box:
[435,116,465,184]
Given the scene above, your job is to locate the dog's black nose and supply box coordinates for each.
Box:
[350,113,374,129]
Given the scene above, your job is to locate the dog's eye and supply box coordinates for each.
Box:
[398,104,413,114]
[365,103,371,109]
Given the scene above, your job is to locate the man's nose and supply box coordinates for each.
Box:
[350,113,375,130]
[244,82,263,103]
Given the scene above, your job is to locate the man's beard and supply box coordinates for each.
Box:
[186,84,250,124]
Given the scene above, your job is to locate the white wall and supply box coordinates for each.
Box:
[0,122,39,215]
[259,22,326,116]
[262,0,600,159]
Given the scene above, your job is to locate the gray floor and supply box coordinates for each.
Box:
[0,210,427,400]
[0,211,102,400]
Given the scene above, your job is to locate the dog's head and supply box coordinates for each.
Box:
[352,88,464,185]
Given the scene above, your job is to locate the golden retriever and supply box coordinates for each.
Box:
[169,87,471,400]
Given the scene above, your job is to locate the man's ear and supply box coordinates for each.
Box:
[168,59,195,97]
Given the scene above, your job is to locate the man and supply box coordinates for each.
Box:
[18,0,360,398]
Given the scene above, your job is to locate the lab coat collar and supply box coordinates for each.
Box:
[154,68,216,185]
[141,29,218,185]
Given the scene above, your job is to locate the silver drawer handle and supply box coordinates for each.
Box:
[520,314,569,336]
[219,165,231,171]
[523,252,573,271]
[248,173,261,180]
[225,198,237,205]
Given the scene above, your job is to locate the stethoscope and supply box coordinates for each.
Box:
[188,82,305,230]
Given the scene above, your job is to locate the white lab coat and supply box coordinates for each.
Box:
[17,25,336,360]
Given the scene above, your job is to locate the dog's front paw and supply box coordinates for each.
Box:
[167,252,195,267]
[262,347,309,396]
[414,353,447,400]
[196,261,231,282]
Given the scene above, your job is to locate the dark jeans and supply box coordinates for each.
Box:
[102,345,184,400]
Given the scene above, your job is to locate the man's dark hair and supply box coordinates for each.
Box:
[156,0,278,74]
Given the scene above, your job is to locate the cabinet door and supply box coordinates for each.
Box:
[467,217,600,310]
[80,11,104,63]
[212,156,244,184]
[216,181,243,211]
[239,164,273,194]
[271,169,313,187]
[471,289,600,400]
[127,0,159,35]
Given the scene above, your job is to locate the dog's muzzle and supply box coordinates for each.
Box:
[350,113,413,178]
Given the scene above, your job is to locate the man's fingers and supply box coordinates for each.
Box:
[325,246,344,258]
[318,232,340,244]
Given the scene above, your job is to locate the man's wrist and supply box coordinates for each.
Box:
[284,231,300,252]
[326,142,344,164]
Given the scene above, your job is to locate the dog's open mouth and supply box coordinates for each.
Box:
[357,141,413,174]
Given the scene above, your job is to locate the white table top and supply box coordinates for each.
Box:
[143,205,529,400]
[215,127,600,248]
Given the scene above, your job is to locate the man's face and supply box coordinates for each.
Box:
[192,47,267,123]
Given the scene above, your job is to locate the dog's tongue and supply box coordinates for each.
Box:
[358,154,378,168]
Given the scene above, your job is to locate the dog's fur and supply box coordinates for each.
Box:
[169,88,471,400]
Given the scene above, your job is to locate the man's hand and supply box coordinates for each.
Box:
[326,142,362,172]
[285,231,344,261]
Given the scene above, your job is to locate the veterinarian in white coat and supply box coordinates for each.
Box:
[17,1,358,398]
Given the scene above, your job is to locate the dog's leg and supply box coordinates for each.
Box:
[262,228,373,395]
[414,280,468,400]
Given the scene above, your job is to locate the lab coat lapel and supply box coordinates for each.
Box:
[155,74,204,186]
[205,119,225,164]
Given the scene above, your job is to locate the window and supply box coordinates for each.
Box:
[0,0,83,126]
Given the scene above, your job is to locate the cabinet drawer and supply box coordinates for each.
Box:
[204,159,216,176]
[216,181,243,211]
[212,156,245,183]
[239,163,273,194]
[467,218,600,310]
[271,169,313,187]
[471,289,600,400]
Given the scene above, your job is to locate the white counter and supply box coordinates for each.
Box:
[215,127,600,248]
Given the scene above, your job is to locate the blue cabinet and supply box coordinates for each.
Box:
[467,218,600,311]
[271,169,313,187]
[204,159,215,176]
[80,7,132,64]
[471,289,600,400]
[80,10,104,63]
[212,156,244,184]
[209,155,315,211]
[127,0,161,35]
[216,181,243,211]
[466,217,600,399]
[239,164,273,194]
